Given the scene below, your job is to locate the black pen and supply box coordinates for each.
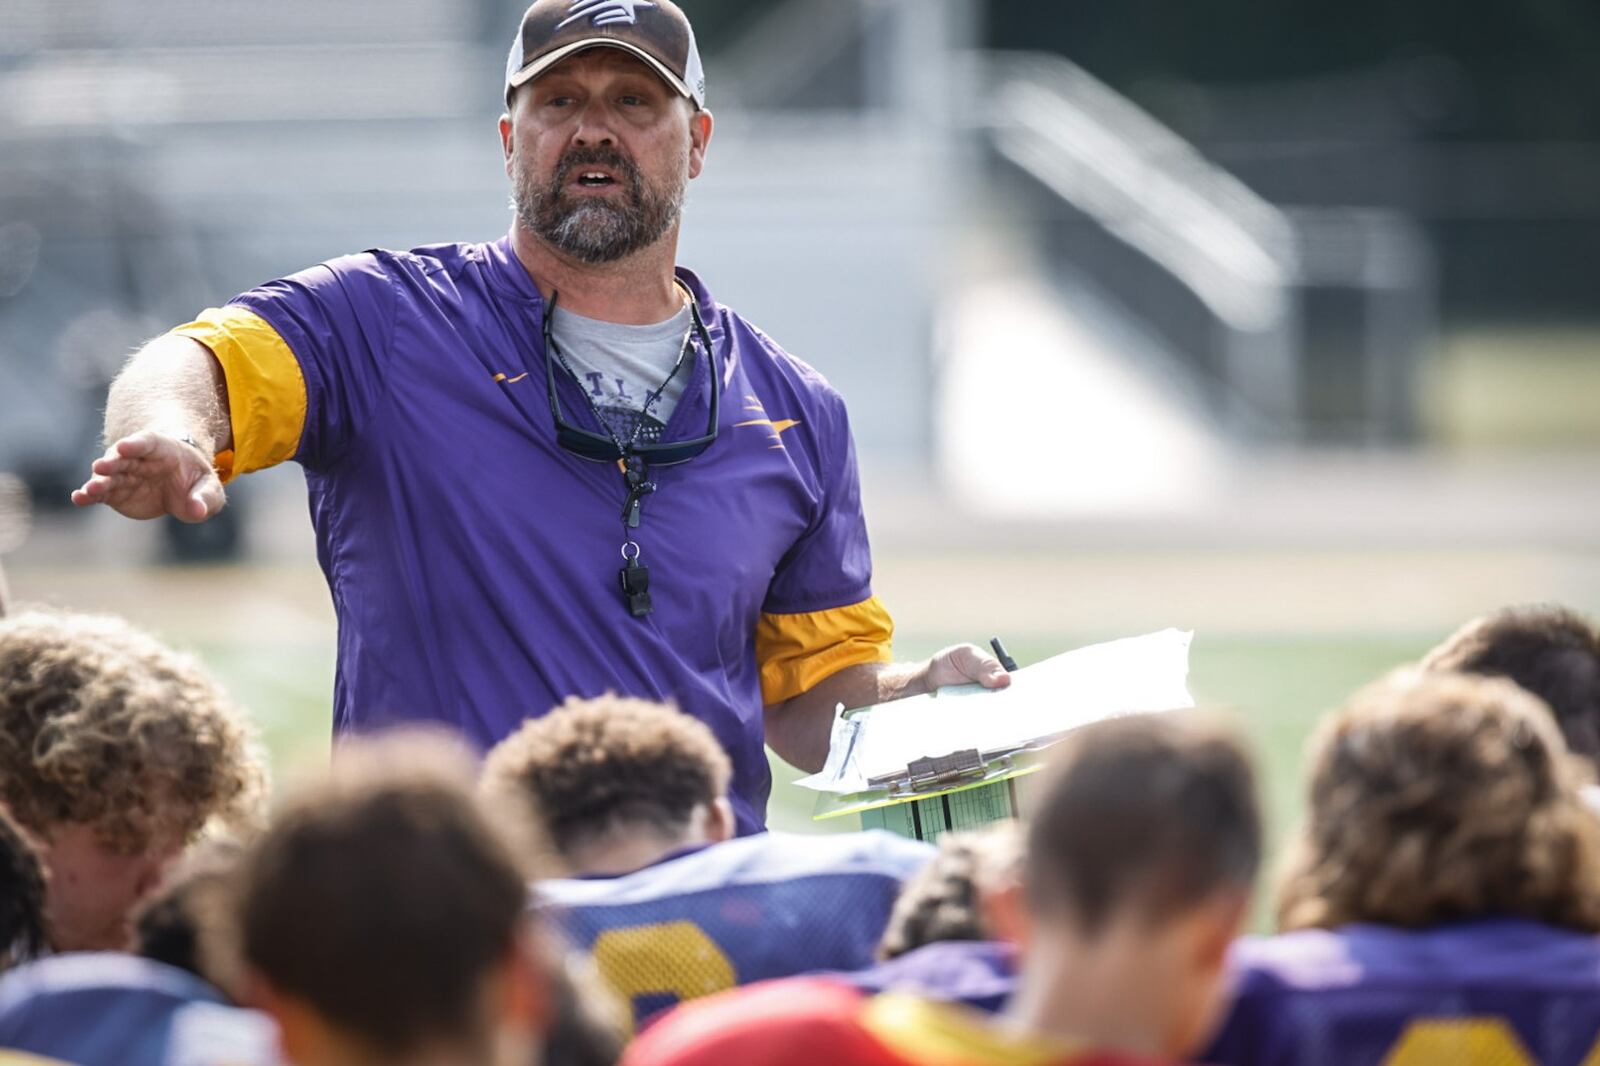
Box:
[989,636,1019,673]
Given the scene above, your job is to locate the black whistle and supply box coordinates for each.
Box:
[619,557,653,618]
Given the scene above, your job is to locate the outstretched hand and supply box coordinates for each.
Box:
[70,430,225,523]
[923,643,1013,692]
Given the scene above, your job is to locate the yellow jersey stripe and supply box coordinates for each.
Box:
[756,595,894,706]
[169,306,308,483]
[860,992,1085,1066]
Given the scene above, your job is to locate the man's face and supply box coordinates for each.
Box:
[501,49,711,263]
[41,822,184,952]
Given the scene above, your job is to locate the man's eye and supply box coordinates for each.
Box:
[619,95,644,106]
[544,96,574,108]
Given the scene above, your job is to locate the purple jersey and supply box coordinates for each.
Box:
[832,939,1018,1013]
[1202,919,1600,1066]
[0,953,278,1066]
[540,830,933,1032]
[171,236,894,833]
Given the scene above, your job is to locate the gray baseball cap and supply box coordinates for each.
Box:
[505,0,706,110]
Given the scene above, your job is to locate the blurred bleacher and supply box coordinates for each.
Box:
[0,0,1562,532]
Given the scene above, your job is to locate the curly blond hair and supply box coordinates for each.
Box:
[0,610,265,854]
[1276,669,1600,933]
[482,694,731,861]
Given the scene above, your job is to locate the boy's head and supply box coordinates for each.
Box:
[1423,604,1600,774]
[0,805,46,968]
[878,822,1024,961]
[541,948,627,1066]
[992,713,1260,1058]
[482,695,734,875]
[1277,669,1600,933]
[134,838,246,996]
[0,610,264,951]
[235,733,550,1066]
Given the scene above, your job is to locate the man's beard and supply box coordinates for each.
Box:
[513,146,686,264]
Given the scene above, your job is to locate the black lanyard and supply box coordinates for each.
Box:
[543,290,716,618]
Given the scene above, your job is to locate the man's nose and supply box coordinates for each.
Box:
[571,101,617,148]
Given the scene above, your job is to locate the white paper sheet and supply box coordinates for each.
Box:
[795,628,1195,794]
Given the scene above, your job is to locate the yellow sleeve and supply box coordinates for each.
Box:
[755,596,894,706]
[169,306,308,483]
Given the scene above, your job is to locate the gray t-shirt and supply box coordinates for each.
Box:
[549,301,694,445]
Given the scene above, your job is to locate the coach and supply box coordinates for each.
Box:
[72,0,1005,833]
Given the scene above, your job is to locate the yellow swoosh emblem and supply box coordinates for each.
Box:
[736,418,802,449]
[736,418,801,434]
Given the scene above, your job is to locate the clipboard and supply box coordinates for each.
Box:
[810,737,1062,841]
[798,629,1197,841]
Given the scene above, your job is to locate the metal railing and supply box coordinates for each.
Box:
[972,51,1435,443]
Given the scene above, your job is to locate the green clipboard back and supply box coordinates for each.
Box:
[857,780,1017,842]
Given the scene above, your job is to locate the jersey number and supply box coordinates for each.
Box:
[590,920,737,1035]
[1385,1019,1600,1066]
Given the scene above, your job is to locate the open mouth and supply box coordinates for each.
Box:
[574,170,618,188]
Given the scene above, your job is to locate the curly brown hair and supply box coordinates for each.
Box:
[1276,669,1600,933]
[481,695,731,862]
[0,610,265,854]
[877,822,1023,960]
[1422,603,1600,770]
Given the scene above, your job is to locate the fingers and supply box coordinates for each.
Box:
[72,431,221,521]
[180,471,227,524]
[91,455,133,477]
[70,477,110,507]
[926,644,1013,691]
[73,436,163,506]
[113,431,164,459]
[72,458,161,509]
[963,646,1012,689]
[71,471,155,517]
[177,494,209,523]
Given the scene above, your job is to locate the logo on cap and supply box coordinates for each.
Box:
[558,0,657,30]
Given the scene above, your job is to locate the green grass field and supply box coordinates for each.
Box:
[188,624,1433,929]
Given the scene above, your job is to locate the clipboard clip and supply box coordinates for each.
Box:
[909,748,987,790]
[864,731,1070,796]
[868,748,988,793]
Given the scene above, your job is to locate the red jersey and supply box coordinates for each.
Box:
[621,977,1173,1066]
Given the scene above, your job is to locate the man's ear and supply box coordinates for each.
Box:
[503,930,554,1035]
[499,114,515,171]
[248,975,321,1065]
[982,876,1030,951]
[1191,888,1251,975]
[705,797,735,845]
[687,108,714,180]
